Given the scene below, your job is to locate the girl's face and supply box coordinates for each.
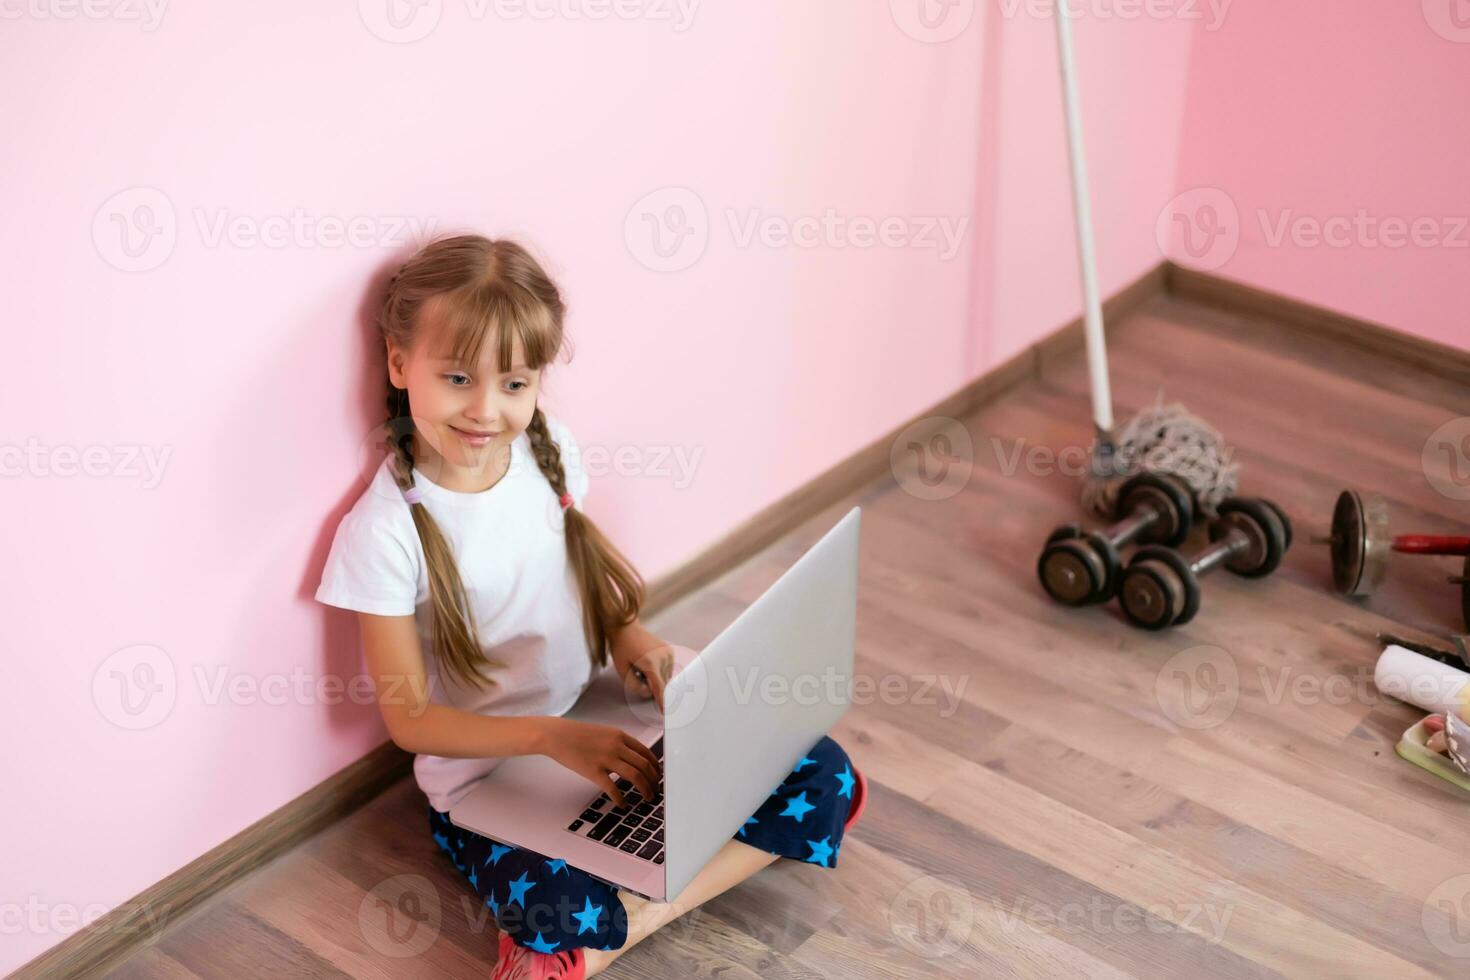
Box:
[386,304,542,492]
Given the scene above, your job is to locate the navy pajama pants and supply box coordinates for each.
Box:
[428,734,856,954]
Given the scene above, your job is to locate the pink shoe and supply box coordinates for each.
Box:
[491,932,586,980]
[843,765,869,833]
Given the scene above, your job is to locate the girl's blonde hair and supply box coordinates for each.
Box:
[377,234,644,691]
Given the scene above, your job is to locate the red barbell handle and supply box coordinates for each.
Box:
[1393,535,1470,556]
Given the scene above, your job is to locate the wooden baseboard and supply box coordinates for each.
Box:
[1165,262,1470,384]
[11,742,413,979]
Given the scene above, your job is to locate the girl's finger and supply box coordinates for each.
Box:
[617,748,659,799]
[622,733,661,771]
[647,666,667,714]
[1428,731,1449,753]
[601,774,626,808]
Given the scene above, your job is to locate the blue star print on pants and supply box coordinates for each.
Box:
[428,734,857,953]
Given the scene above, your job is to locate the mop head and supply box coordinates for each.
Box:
[1080,397,1240,520]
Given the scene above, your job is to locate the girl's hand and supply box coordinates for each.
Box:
[539,717,661,807]
[622,644,676,714]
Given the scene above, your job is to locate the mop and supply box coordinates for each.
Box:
[1052,1,1239,519]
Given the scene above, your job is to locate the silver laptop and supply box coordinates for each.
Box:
[448,505,862,902]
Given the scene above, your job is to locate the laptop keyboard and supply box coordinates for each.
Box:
[565,736,665,864]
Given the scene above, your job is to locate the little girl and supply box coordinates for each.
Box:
[315,235,868,979]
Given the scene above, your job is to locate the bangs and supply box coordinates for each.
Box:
[425,279,557,374]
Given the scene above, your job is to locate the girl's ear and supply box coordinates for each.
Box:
[385,339,408,389]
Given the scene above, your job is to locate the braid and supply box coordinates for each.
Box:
[524,406,645,668]
[524,408,570,503]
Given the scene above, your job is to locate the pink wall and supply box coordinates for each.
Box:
[1170,3,1470,350]
[2,4,1193,973]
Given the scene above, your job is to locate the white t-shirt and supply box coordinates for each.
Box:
[314,413,596,813]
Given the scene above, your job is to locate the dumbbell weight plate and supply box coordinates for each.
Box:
[1213,498,1286,578]
[1330,489,1389,597]
[1038,538,1107,606]
[1130,545,1202,626]
[1261,499,1294,552]
[1116,472,1195,547]
[1046,523,1084,546]
[1119,558,1189,630]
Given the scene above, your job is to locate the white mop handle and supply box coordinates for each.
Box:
[1054,0,1113,435]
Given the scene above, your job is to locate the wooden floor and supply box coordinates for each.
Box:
[106,292,1470,978]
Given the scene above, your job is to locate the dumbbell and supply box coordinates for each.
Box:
[1314,489,1470,629]
[1037,472,1195,606]
[1118,497,1292,630]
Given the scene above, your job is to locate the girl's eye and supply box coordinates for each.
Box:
[444,374,470,387]
[507,380,528,392]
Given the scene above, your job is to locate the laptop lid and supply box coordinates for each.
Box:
[660,505,862,901]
